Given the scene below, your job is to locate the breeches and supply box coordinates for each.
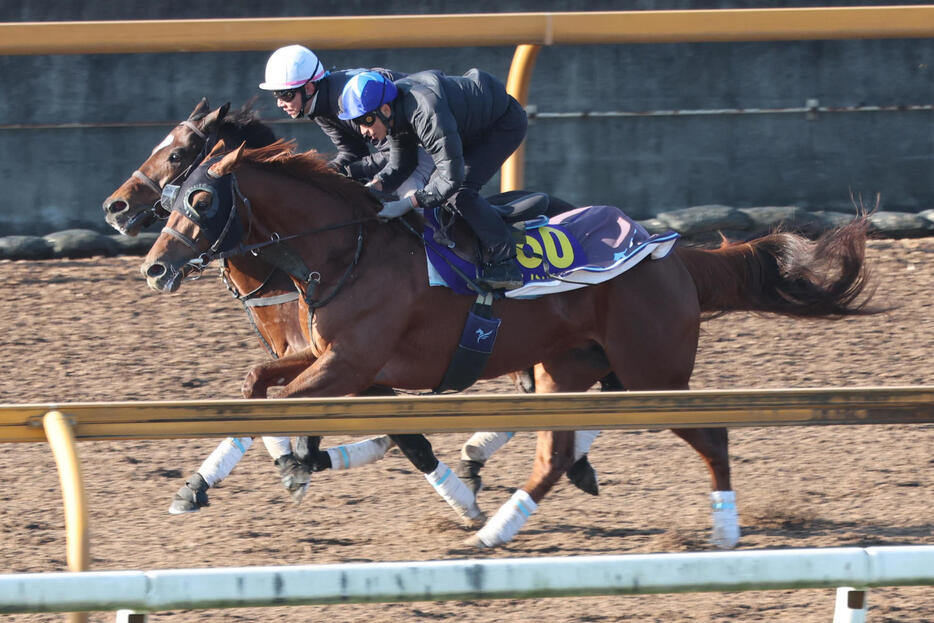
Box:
[449,97,528,252]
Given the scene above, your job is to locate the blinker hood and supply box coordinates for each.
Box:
[164,155,242,254]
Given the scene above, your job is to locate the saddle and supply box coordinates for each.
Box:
[422,197,681,299]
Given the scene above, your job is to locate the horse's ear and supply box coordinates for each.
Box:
[209,141,246,177]
[207,138,228,158]
[200,103,231,134]
[189,97,211,121]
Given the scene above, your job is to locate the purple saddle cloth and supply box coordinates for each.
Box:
[423,205,680,299]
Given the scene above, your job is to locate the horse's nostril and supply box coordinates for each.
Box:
[105,199,128,215]
[146,263,167,279]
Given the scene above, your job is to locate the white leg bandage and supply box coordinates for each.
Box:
[261,436,293,460]
[425,460,485,523]
[574,430,600,461]
[710,490,740,549]
[460,432,514,463]
[197,437,253,486]
[326,436,394,470]
[474,489,538,547]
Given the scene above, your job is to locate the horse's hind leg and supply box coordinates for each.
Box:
[672,427,739,549]
[392,434,486,528]
[467,359,598,548]
[458,364,606,498]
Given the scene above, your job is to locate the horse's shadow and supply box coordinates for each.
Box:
[741,518,934,545]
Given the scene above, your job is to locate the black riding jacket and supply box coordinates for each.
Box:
[308,68,407,177]
[375,69,514,207]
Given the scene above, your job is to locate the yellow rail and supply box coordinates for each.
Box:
[42,412,89,623]
[3,386,933,443]
[3,8,934,55]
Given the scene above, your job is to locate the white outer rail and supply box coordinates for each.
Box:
[0,546,931,614]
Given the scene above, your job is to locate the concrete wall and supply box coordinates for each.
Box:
[1,0,932,234]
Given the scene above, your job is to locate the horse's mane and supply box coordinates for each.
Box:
[191,98,277,148]
[237,139,381,213]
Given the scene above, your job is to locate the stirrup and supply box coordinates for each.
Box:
[478,260,523,290]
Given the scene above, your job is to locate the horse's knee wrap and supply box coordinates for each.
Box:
[391,434,438,473]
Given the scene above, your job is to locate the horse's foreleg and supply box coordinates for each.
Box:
[168,436,254,514]
[241,349,318,399]
[671,427,738,549]
[392,434,486,528]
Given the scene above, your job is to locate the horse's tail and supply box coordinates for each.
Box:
[676,217,882,318]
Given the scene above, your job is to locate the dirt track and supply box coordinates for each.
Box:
[1,237,932,622]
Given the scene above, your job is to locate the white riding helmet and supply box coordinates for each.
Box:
[259,44,326,90]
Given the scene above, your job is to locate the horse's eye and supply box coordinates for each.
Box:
[168,150,183,163]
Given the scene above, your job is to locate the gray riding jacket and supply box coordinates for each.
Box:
[375,69,514,207]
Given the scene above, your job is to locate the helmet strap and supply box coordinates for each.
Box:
[375,105,392,132]
[296,81,320,119]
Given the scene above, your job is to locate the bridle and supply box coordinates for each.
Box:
[161,159,373,313]
[132,119,221,222]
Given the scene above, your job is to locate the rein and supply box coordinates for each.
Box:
[173,170,374,312]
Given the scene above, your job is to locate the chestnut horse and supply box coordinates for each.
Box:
[141,140,875,548]
[103,100,599,521]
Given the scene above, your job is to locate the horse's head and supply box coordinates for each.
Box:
[103,98,231,236]
[140,142,247,293]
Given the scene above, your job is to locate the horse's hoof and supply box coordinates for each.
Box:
[276,453,311,504]
[463,533,495,548]
[566,455,599,496]
[168,498,201,514]
[461,509,487,529]
[455,459,484,496]
[286,481,310,505]
[167,478,209,515]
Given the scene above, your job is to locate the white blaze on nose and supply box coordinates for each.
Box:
[152,133,174,154]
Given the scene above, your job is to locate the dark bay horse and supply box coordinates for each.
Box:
[140,141,876,548]
[103,100,598,522]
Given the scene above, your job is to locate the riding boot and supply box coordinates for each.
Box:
[478,241,523,290]
[168,472,210,515]
[274,453,311,504]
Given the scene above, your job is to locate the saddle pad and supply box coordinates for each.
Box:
[423,205,680,299]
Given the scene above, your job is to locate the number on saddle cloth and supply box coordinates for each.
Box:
[422,203,681,298]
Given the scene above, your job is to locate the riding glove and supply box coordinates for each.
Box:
[378,196,416,221]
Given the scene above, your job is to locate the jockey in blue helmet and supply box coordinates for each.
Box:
[339,69,527,291]
[259,45,431,195]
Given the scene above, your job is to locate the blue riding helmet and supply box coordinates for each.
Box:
[338,71,398,120]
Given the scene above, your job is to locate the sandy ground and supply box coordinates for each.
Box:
[0,237,932,622]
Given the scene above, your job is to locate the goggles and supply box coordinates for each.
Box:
[273,88,299,102]
[354,112,378,127]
